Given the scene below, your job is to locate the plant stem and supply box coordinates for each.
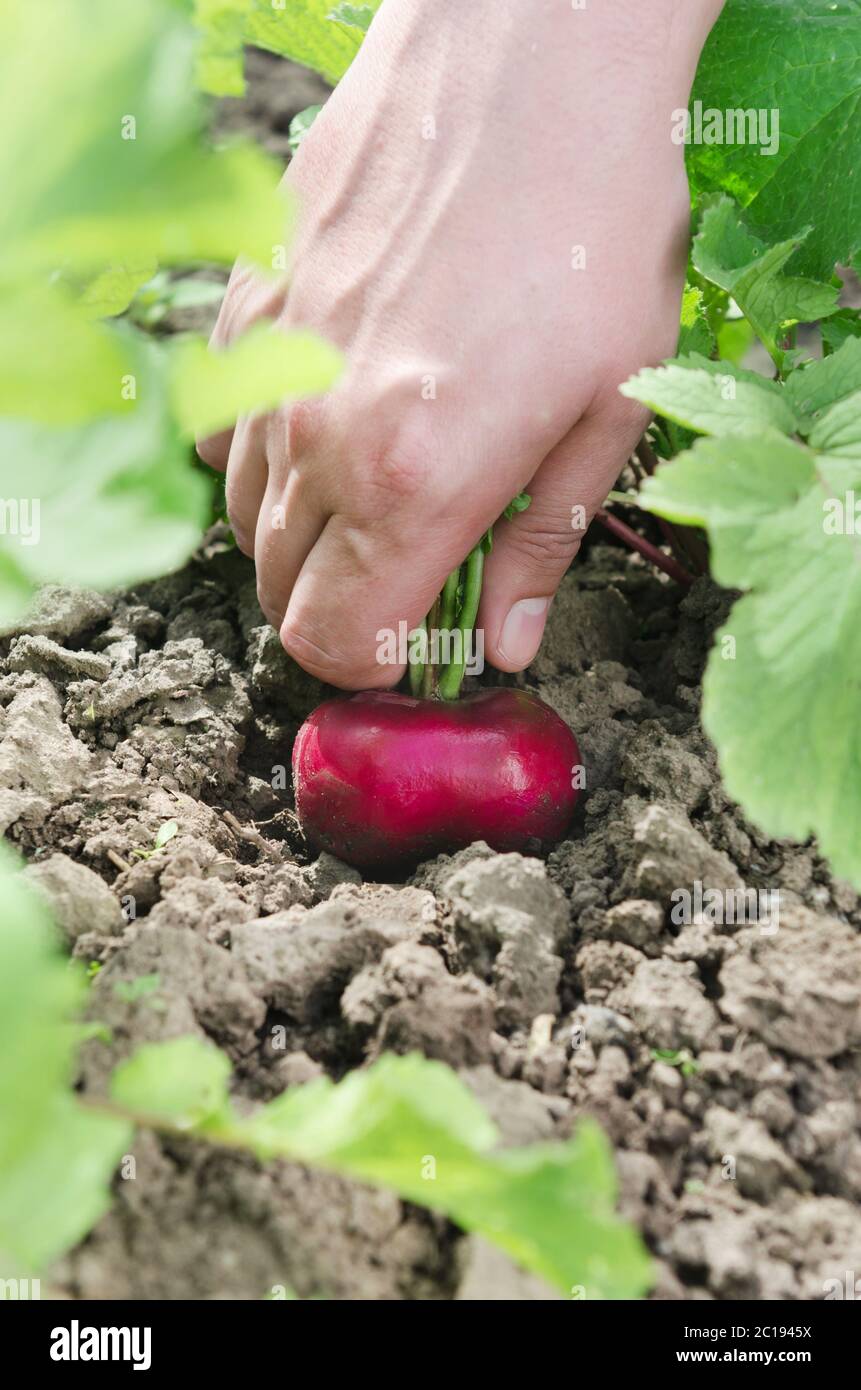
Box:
[636,436,709,575]
[595,508,693,587]
[635,439,659,475]
[421,596,441,698]
[439,567,460,631]
[438,544,484,700]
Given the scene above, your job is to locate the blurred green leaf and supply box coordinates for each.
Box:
[113,973,162,1004]
[0,848,129,1275]
[113,1036,232,1128]
[0,334,211,617]
[193,0,253,96]
[128,272,226,330]
[245,0,374,82]
[75,259,159,320]
[110,1038,651,1298]
[1,0,289,278]
[171,322,343,435]
[0,283,132,425]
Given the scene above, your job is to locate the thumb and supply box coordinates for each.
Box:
[478,404,647,672]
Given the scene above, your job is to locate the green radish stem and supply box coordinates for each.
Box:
[439,567,461,632]
[409,493,528,702]
[437,545,484,701]
[421,596,441,698]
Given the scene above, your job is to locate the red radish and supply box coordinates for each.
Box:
[292,688,580,872]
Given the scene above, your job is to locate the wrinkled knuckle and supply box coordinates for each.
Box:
[513,518,581,570]
[358,427,435,508]
[284,398,328,462]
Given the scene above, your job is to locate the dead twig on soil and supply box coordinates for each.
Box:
[221,809,282,861]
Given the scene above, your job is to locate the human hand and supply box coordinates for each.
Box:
[198,0,724,688]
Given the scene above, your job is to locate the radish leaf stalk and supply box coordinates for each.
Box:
[412,493,530,702]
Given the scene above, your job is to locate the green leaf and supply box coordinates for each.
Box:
[113,973,162,1004]
[109,1040,651,1298]
[1,0,289,278]
[822,309,861,357]
[128,272,226,331]
[288,104,323,157]
[641,431,861,885]
[74,259,159,320]
[0,334,211,610]
[191,0,378,88]
[112,1036,232,1129]
[0,847,129,1274]
[503,492,532,520]
[678,285,716,358]
[621,354,798,438]
[193,0,253,97]
[690,0,861,278]
[692,197,839,364]
[0,1097,129,1273]
[171,323,343,436]
[716,316,755,367]
[0,282,133,426]
[154,819,179,849]
[250,1049,498,1161]
[328,3,376,33]
[248,1054,652,1299]
[640,431,812,584]
[785,338,861,429]
[809,389,861,459]
[245,0,378,83]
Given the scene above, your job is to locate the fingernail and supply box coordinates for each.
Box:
[498,597,550,668]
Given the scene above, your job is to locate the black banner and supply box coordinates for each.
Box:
[6,1295,856,1374]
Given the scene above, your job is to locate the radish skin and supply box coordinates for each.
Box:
[292,688,581,872]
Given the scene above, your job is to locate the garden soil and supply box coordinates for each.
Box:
[4,53,859,1301]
